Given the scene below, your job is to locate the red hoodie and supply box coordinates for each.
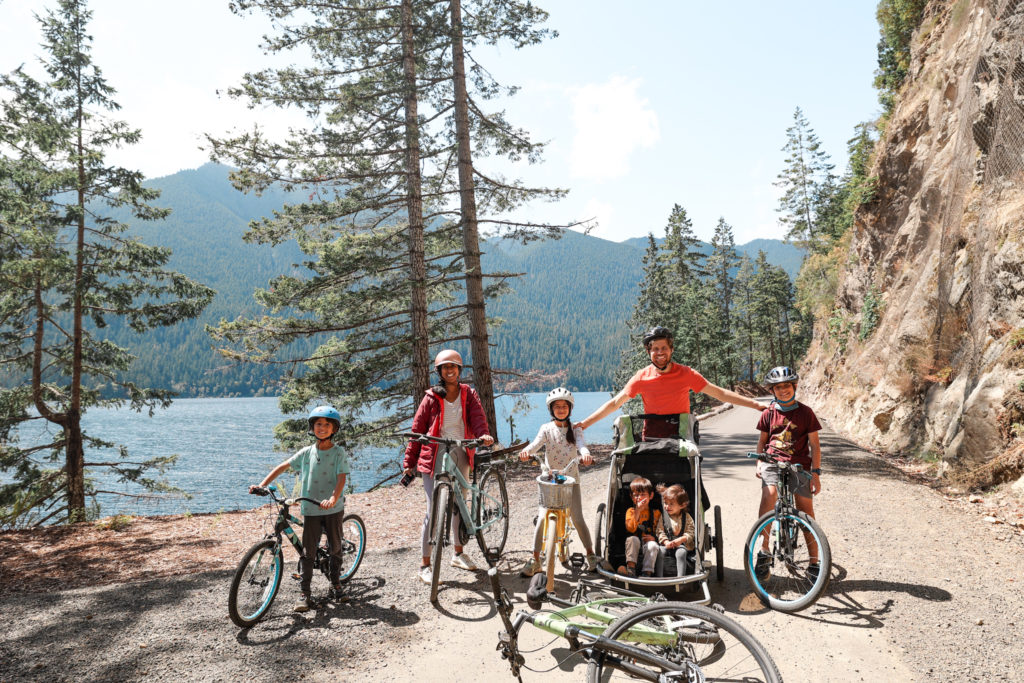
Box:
[402,384,490,474]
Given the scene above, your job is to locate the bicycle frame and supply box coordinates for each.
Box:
[436,444,504,538]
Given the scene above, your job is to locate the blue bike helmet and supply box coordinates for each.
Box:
[307,405,341,438]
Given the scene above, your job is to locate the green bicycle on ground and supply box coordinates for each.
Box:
[489,568,782,682]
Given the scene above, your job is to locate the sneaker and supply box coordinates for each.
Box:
[417,565,432,584]
[754,551,771,582]
[617,565,637,578]
[585,554,600,572]
[640,570,654,578]
[451,552,477,571]
[806,562,821,583]
[520,557,541,577]
[294,593,316,613]
[331,584,350,603]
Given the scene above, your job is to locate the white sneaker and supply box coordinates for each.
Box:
[520,557,541,577]
[451,552,477,571]
[418,565,432,584]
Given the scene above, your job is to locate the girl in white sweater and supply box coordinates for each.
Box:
[518,387,600,575]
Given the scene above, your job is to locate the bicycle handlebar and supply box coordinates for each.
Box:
[395,431,489,451]
[248,486,333,508]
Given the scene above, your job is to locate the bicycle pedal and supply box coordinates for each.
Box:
[569,552,586,570]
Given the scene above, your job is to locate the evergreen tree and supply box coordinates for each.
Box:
[775,107,835,249]
[732,254,758,381]
[0,0,213,526]
[615,234,666,403]
[874,0,928,114]
[209,0,566,446]
[704,218,740,387]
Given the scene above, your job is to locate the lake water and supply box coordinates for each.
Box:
[27,392,618,518]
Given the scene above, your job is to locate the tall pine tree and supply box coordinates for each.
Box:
[0,0,213,526]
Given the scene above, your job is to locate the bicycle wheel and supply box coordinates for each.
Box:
[430,482,451,603]
[714,505,724,581]
[338,514,366,583]
[228,539,283,628]
[585,601,781,683]
[743,509,831,613]
[544,512,558,593]
[475,466,509,560]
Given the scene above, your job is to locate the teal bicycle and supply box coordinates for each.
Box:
[489,569,781,682]
[228,484,366,627]
[399,432,510,602]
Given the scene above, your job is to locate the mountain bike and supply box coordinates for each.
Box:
[398,432,509,602]
[228,484,366,627]
[489,568,782,682]
[527,455,586,594]
[742,452,831,612]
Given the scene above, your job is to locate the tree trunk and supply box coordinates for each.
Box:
[68,105,87,520]
[401,0,430,400]
[449,0,496,432]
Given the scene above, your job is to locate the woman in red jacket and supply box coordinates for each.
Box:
[403,350,493,583]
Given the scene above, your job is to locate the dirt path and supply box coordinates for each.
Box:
[2,408,1022,682]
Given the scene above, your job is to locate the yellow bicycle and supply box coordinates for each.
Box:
[529,456,585,594]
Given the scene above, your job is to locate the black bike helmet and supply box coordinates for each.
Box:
[765,366,799,385]
[641,326,674,349]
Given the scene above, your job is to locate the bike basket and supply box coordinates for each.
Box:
[536,475,576,510]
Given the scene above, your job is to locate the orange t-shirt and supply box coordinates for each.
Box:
[623,363,708,415]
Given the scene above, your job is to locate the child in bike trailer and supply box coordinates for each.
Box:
[754,366,823,582]
[250,406,351,613]
[402,349,494,584]
[620,476,661,577]
[517,388,602,576]
[656,484,695,577]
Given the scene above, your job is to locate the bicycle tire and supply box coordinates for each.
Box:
[544,512,558,593]
[594,503,606,559]
[228,539,283,628]
[743,509,831,613]
[714,504,724,581]
[476,466,509,559]
[430,482,451,603]
[338,514,366,583]
[585,601,782,683]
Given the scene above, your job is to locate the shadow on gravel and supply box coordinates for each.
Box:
[235,575,420,646]
[725,561,952,629]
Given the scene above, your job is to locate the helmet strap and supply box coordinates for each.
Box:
[774,395,798,412]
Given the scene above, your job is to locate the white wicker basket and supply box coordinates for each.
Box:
[536,474,576,510]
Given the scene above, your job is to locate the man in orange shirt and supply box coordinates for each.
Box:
[577,326,762,436]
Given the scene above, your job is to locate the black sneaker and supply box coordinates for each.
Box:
[331,584,350,603]
[754,551,771,582]
[294,593,316,612]
[806,563,821,583]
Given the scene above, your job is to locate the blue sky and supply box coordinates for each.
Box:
[0,1,881,244]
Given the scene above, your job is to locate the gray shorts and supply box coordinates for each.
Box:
[760,463,814,498]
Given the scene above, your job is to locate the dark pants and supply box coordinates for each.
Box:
[301,510,344,593]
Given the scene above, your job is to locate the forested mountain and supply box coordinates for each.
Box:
[101,163,803,394]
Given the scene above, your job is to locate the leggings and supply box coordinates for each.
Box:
[420,447,471,558]
[532,481,593,554]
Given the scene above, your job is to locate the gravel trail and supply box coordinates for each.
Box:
[2,408,1021,682]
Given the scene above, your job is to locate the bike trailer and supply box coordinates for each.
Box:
[592,414,724,604]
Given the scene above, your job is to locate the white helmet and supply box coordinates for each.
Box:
[545,387,574,410]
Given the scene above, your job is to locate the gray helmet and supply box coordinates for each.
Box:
[545,387,574,410]
[765,366,799,385]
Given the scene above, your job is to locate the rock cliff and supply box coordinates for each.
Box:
[801,0,1024,485]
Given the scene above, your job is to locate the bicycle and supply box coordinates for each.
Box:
[742,451,832,612]
[398,432,509,602]
[489,568,782,682]
[227,484,366,627]
[526,455,586,594]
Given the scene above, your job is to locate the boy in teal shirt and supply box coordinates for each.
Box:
[252,406,350,612]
